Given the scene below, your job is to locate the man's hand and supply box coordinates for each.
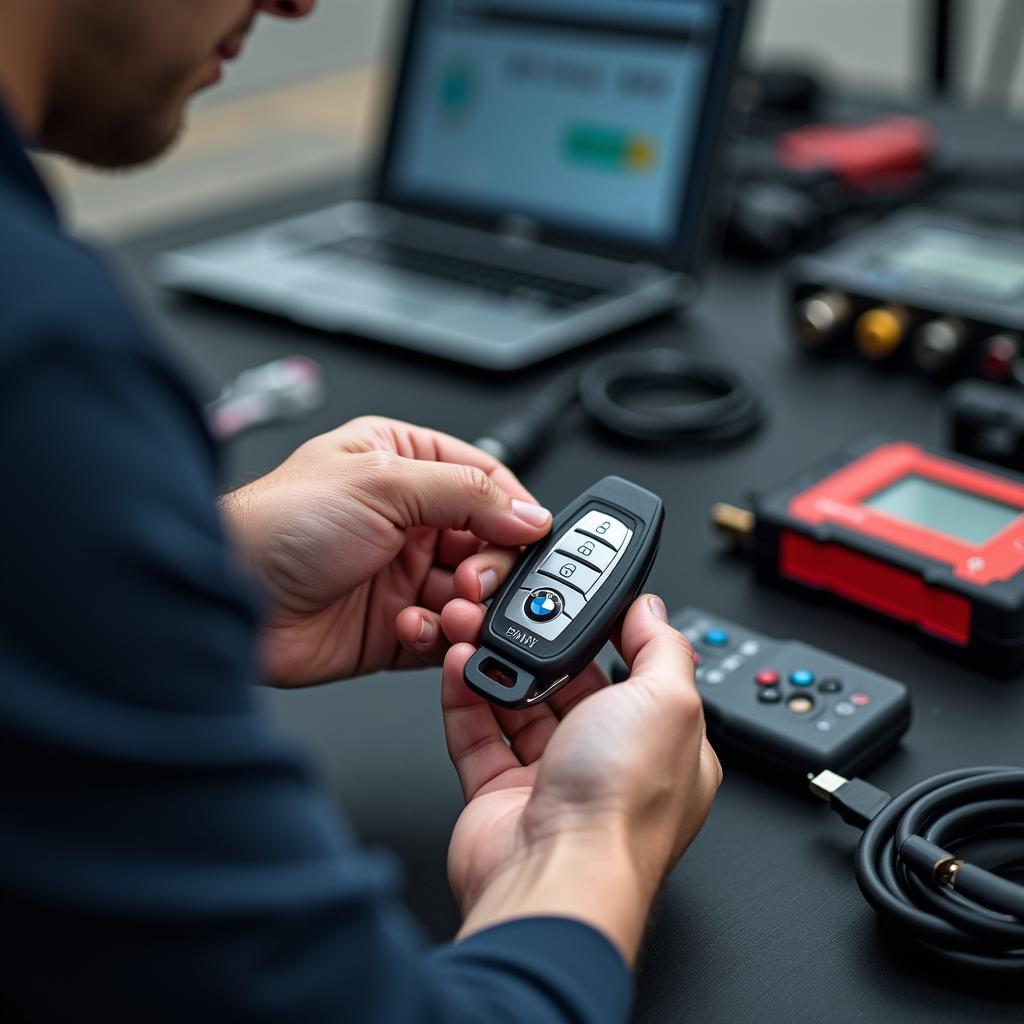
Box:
[439,594,722,965]
[220,416,552,687]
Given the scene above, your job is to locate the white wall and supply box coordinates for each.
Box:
[209,1,1024,112]
[751,0,1024,110]
[748,0,917,95]
[196,0,398,108]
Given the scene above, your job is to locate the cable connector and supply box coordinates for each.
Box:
[711,502,756,550]
[808,769,892,830]
[898,836,964,889]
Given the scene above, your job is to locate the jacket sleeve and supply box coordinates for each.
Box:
[0,332,633,1024]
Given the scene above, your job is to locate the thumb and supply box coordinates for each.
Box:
[364,453,552,545]
[616,595,699,702]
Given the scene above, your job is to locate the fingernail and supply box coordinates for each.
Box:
[648,596,668,622]
[478,568,500,601]
[416,618,436,646]
[511,500,551,527]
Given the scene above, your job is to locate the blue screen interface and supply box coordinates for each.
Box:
[387,0,725,245]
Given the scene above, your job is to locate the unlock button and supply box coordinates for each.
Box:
[539,553,602,594]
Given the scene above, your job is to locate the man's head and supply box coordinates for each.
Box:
[36,0,316,169]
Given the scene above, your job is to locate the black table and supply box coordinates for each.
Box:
[109,101,1024,1021]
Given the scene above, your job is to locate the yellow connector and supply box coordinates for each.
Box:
[854,304,910,360]
[711,502,756,548]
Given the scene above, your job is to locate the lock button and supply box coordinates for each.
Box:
[557,530,616,571]
[575,511,629,550]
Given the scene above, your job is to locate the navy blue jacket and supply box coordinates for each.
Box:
[0,102,632,1023]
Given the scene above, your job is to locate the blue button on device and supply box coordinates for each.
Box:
[789,669,815,687]
[703,628,729,647]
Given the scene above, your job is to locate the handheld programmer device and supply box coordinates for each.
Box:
[606,607,912,779]
[715,436,1024,674]
[465,476,663,709]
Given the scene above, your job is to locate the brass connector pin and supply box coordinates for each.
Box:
[712,502,756,548]
[933,855,966,890]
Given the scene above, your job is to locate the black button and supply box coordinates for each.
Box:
[818,678,842,694]
[758,687,782,704]
[524,588,563,623]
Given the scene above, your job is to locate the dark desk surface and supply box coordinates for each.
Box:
[110,101,1024,1021]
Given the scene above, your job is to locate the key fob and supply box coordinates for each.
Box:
[464,476,664,709]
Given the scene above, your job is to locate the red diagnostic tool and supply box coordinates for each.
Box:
[715,437,1024,675]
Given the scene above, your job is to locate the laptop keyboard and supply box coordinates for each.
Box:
[326,236,608,310]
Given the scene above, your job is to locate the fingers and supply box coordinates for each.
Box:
[437,604,556,764]
[547,661,611,718]
[454,546,522,603]
[429,435,537,508]
[419,566,457,612]
[493,703,559,765]
[385,419,540,507]
[395,606,447,662]
[702,735,725,790]
[338,416,540,507]
[437,529,483,570]
[357,452,552,547]
[440,597,487,646]
[441,643,522,800]
[616,595,700,706]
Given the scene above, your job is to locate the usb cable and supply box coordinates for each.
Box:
[474,349,764,471]
[809,766,1024,974]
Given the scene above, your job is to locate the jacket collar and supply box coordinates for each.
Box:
[0,98,58,220]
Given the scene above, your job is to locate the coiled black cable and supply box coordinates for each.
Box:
[820,766,1024,974]
[474,348,764,471]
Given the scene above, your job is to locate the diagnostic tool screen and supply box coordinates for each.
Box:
[386,0,727,245]
[864,474,1022,545]
[873,227,1024,301]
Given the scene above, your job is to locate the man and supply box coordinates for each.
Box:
[0,2,722,1021]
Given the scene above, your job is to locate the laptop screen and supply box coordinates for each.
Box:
[380,0,743,255]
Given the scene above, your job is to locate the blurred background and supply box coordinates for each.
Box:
[39,0,1024,239]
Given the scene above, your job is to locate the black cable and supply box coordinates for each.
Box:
[473,349,764,471]
[810,766,1024,974]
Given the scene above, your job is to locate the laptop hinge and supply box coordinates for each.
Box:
[496,215,542,249]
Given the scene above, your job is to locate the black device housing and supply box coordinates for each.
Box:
[604,607,911,781]
[750,436,1024,675]
[788,209,1024,380]
[679,609,910,779]
[948,379,1024,472]
[465,477,663,709]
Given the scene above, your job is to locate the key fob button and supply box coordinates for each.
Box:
[558,531,616,571]
[539,553,602,594]
[575,511,629,550]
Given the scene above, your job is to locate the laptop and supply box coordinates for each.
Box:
[156,0,749,371]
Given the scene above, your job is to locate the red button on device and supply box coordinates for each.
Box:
[850,692,872,707]
[756,670,780,687]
